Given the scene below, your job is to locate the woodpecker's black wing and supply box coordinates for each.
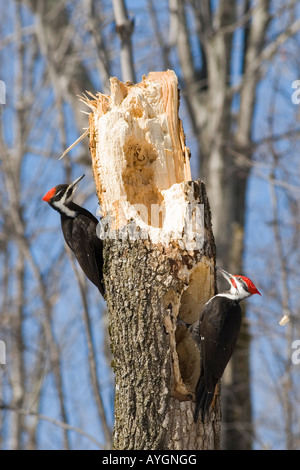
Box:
[200,297,242,381]
[194,296,242,421]
[61,209,105,296]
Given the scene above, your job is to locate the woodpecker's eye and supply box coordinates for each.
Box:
[51,185,68,201]
[237,277,248,291]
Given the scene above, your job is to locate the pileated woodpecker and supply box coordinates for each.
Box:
[180,267,261,422]
[42,174,105,297]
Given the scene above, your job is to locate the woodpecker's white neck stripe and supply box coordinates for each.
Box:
[205,288,251,306]
[204,293,237,306]
[53,197,77,218]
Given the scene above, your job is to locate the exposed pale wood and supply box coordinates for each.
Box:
[88,70,191,223]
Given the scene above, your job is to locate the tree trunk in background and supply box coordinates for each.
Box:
[26,0,112,168]
[87,71,219,449]
[112,0,136,83]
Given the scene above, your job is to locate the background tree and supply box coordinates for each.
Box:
[0,0,300,450]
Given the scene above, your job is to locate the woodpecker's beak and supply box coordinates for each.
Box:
[68,174,85,191]
[216,266,234,284]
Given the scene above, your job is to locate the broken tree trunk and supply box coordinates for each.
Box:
[85,70,220,450]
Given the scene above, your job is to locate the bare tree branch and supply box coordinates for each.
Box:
[0,404,104,449]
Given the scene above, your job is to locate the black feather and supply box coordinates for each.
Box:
[61,202,105,296]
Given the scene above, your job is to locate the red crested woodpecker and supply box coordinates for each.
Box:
[179,266,261,422]
[42,174,105,297]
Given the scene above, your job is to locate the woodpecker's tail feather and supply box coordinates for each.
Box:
[194,375,216,423]
[98,281,105,297]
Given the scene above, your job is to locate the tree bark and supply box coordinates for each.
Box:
[86,70,219,449]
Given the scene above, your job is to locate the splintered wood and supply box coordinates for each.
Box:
[85,70,191,230]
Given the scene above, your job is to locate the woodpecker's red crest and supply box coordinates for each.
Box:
[42,174,85,217]
[233,275,261,296]
[216,267,261,301]
[42,186,56,202]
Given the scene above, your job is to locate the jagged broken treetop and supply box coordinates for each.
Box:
[82,71,192,231]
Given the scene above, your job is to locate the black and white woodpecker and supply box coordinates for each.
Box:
[179,266,261,422]
[42,174,105,297]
